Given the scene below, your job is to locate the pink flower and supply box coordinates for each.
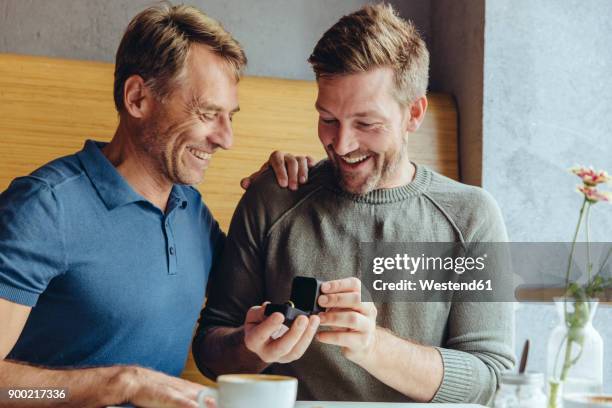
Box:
[577,185,612,203]
[570,165,612,186]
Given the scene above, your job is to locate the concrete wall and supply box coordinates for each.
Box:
[483,0,612,391]
[0,0,430,80]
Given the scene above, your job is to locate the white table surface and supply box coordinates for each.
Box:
[110,401,485,408]
[295,402,485,407]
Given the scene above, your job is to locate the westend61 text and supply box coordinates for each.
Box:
[372,279,493,292]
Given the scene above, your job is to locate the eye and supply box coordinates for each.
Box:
[357,122,374,128]
[199,112,216,121]
[320,117,338,125]
[357,121,383,130]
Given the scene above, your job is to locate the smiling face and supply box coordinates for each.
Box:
[316,67,415,194]
[139,44,239,186]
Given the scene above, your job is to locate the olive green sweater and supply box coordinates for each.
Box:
[197,161,515,406]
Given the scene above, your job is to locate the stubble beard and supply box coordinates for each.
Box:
[138,114,187,186]
[140,99,213,186]
[332,139,408,195]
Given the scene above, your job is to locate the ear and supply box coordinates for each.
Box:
[122,75,154,119]
[404,95,428,133]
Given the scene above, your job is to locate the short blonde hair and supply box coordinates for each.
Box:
[113,3,247,112]
[308,3,429,105]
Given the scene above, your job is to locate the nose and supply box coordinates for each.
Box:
[209,114,233,150]
[332,123,359,156]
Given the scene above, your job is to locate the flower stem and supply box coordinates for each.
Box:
[564,198,587,319]
[548,381,561,408]
[548,329,575,408]
[552,332,568,378]
[585,202,592,282]
[560,337,574,381]
[566,198,587,285]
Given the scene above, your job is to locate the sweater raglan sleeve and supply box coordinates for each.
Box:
[193,179,270,339]
[431,189,515,406]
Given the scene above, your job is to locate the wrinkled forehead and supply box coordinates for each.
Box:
[175,44,239,109]
[183,45,238,87]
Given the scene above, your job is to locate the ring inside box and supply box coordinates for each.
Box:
[264,276,324,326]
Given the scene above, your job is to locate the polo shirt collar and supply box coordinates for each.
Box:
[77,139,148,210]
[168,184,188,212]
[77,140,189,212]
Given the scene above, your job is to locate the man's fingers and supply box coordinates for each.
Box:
[240,177,251,190]
[173,379,207,399]
[318,311,367,331]
[318,291,361,309]
[121,367,205,408]
[278,315,320,363]
[265,315,309,357]
[306,155,316,167]
[241,158,272,190]
[145,392,198,408]
[283,154,299,190]
[165,380,204,400]
[162,392,199,408]
[240,168,265,191]
[132,384,200,408]
[163,391,200,408]
[155,373,207,406]
[297,156,309,184]
[321,277,361,294]
[245,303,269,325]
[252,151,313,190]
[269,151,288,188]
[316,330,363,349]
[245,312,284,351]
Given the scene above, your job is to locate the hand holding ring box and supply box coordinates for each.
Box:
[264,276,324,339]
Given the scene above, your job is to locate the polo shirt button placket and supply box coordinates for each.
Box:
[163,217,178,276]
[167,240,178,275]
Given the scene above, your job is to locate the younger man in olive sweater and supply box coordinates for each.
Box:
[193,4,514,406]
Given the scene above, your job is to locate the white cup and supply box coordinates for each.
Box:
[197,374,298,408]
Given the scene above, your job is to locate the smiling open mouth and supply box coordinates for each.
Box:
[187,146,211,161]
[341,154,371,164]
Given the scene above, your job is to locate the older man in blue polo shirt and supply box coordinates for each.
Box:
[0,5,310,408]
[2,139,218,373]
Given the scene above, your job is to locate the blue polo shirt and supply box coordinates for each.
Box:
[0,140,223,376]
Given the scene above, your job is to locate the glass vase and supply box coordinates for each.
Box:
[546,298,603,408]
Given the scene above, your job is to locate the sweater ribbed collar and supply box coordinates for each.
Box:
[322,160,432,204]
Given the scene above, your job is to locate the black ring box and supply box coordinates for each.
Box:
[264,276,324,326]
